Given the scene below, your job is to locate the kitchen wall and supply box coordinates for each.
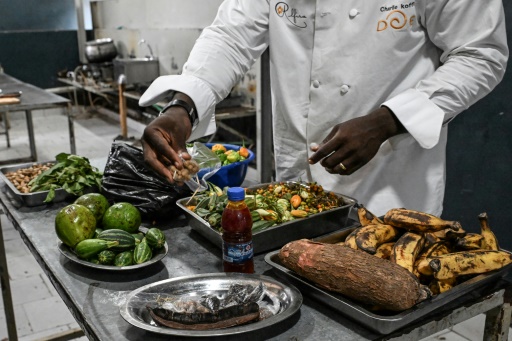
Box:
[90,0,224,77]
[90,0,258,107]
[443,1,512,250]
[0,0,92,88]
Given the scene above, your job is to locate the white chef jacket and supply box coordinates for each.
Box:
[140,0,508,216]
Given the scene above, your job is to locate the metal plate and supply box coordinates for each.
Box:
[119,272,303,337]
[58,228,169,271]
[0,161,97,206]
[264,228,512,334]
[176,181,357,254]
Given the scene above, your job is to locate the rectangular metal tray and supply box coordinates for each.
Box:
[0,161,78,206]
[264,227,512,334]
[176,182,357,254]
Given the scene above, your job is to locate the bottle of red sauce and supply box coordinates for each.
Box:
[221,187,254,273]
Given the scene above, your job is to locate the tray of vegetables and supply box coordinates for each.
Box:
[176,181,357,253]
[0,153,102,206]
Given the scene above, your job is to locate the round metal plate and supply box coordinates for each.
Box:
[119,272,302,337]
[57,227,168,271]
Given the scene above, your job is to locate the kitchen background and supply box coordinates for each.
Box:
[0,1,511,255]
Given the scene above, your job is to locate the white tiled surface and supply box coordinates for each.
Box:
[0,108,511,340]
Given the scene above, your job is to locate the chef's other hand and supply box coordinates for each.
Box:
[308,107,405,175]
[142,93,195,183]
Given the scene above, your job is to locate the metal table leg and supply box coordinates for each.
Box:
[0,215,18,341]
[25,109,37,161]
[484,302,512,340]
[66,104,76,155]
[1,112,10,148]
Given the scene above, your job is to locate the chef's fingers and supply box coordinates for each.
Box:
[327,154,365,175]
[141,138,175,183]
[308,138,340,165]
[144,125,185,168]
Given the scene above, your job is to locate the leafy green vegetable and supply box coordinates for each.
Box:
[28,153,103,202]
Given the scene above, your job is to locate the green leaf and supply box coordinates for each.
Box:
[27,154,102,202]
[44,187,56,203]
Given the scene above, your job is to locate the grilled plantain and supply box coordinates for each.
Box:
[355,224,400,254]
[374,242,394,260]
[391,232,425,273]
[357,204,384,226]
[344,227,360,250]
[429,250,512,280]
[455,233,486,250]
[383,208,461,233]
[478,212,499,251]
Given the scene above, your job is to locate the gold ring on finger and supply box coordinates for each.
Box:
[339,162,347,171]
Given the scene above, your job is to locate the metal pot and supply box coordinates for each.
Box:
[85,38,118,63]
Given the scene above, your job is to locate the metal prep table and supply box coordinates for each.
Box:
[0,73,75,165]
[0,179,511,340]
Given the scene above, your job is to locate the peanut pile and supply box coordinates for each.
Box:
[169,159,200,182]
[4,163,53,193]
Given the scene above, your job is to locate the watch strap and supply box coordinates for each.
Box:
[159,99,198,126]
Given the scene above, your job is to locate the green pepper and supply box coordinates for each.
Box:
[217,153,227,163]
[226,152,240,164]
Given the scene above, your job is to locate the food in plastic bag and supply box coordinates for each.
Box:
[100,142,192,218]
[174,142,222,193]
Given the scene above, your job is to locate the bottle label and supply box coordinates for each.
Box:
[222,241,254,264]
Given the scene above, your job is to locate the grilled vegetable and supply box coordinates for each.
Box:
[374,242,394,260]
[355,224,399,254]
[357,204,383,226]
[455,233,486,250]
[429,250,512,280]
[391,232,425,273]
[383,208,461,233]
[478,212,499,250]
[147,302,260,330]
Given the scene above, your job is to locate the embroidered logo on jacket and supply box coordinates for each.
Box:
[275,2,307,28]
[377,2,416,32]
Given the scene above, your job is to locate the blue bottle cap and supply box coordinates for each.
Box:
[227,187,245,201]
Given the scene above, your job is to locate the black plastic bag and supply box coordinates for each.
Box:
[101,142,192,218]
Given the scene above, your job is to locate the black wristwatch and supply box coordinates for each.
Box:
[159,99,198,126]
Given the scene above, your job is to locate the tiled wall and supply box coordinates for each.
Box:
[90,0,259,106]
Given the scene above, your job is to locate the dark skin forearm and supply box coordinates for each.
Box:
[141,92,196,183]
[308,106,406,174]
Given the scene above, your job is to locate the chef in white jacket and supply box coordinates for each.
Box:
[139,0,508,217]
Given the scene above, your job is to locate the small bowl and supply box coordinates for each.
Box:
[197,143,255,188]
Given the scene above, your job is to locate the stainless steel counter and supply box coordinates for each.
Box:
[0,180,511,340]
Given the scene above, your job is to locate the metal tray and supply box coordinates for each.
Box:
[58,227,169,271]
[264,227,512,334]
[176,182,357,254]
[0,161,96,206]
[119,272,302,337]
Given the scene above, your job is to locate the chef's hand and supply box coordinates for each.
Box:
[141,93,195,183]
[308,107,405,175]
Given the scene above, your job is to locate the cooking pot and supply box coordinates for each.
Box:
[85,38,118,63]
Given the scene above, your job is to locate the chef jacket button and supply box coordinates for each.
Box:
[349,9,359,18]
[340,84,350,94]
[312,80,320,88]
